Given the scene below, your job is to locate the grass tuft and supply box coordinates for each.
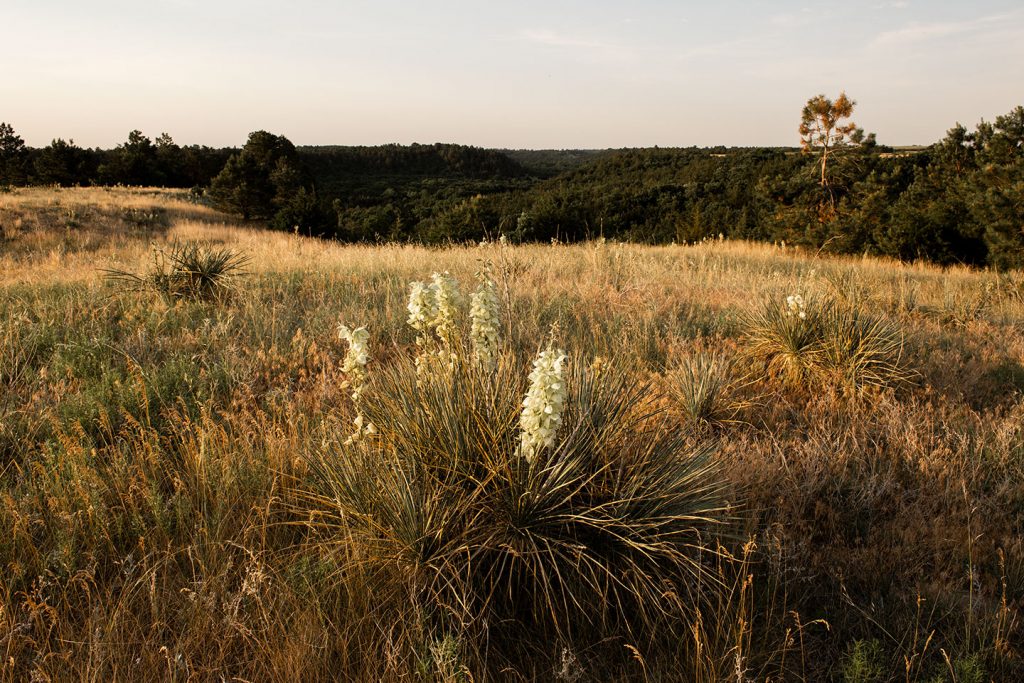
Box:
[104,241,249,301]
[745,294,911,393]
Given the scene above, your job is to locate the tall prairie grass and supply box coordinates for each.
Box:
[0,188,1021,681]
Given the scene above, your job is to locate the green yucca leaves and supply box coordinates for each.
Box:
[666,352,753,429]
[745,294,824,385]
[304,352,729,645]
[816,301,913,391]
[104,241,249,302]
[744,295,912,393]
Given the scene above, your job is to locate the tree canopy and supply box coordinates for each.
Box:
[2,101,1023,268]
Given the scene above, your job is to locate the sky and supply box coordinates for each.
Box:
[3,0,1023,149]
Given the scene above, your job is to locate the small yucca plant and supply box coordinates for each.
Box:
[105,241,248,302]
[304,350,729,653]
[744,293,824,385]
[817,301,912,392]
[941,280,994,327]
[745,294,911,394]
[666,352,750,430]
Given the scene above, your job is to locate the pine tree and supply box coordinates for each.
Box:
[208,131,303,221]
[0,122,29,185]
[799,92,864,188]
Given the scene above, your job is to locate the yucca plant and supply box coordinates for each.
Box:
[745,294,911,394]
[303,350,730,660]
[744,293,824,385]
[941,280,994,327]
[105,241,249,302]
[666,352,751,430]
[816,300,912,392]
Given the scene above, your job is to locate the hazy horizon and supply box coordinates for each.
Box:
[4,0,1023,150]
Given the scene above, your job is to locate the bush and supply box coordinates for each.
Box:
[304,350,729,657]
[105,241,248,302]
[744,294,910,393]
[840,639,884,683]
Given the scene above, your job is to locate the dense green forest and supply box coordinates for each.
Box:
[1,103,1022,267]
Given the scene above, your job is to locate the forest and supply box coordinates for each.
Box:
[1,101,1022,267]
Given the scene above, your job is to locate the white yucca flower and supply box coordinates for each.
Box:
[431,271,461,367]
[345,413,377,445]
[406,273,462,375]
[407,280,439,334]
[407,279,440,378]
[338,323,375,442]
[470,271,501,369]
[519,348,568,463]
[785,294,807,320]
[338,323,371,400]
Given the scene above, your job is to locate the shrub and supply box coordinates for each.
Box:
[304,350,729,657]
[745,294,910,393]
[840,639,884,683]
[105,241,248,302]
[744,293,823,385]
[666,351,749,429]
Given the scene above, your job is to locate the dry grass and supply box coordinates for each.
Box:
[1,188,1022,681]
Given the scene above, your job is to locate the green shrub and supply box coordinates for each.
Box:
[304,351,729,651]
[745,294,910,393]
[105,241,248,302]
[948,654,985,683]
[840,639,884,683]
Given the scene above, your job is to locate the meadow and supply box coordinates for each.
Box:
[1,187,1022,681]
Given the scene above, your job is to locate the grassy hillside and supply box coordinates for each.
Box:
[1,187,1022,681]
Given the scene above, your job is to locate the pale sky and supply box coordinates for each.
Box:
[3,1,1023,149]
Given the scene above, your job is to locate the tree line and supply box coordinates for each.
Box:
[0,126,233,189]
[1,98,1022,268]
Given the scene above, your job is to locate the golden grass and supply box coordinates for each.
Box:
[1,187,1022,681]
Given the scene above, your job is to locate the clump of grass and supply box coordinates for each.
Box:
[666,351,751,430]
[745,294,911,393]
[744,293,823,385]
[105,241,248,302]
[304,350,730,659]
[824,268,873,309]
